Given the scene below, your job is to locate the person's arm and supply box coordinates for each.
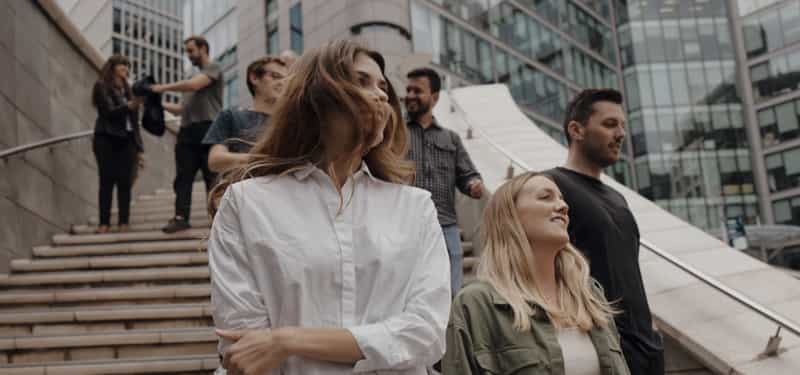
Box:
[217,327,363,374]
[152,73,213,93]
[208,145,251,173]
[218,197,450,373]
[442,319,480,374]
[204,110,250,172]
[348,196,451,371]
[452,132,484,198]
[162,102,183,116]
[208,186,271,351]
[93,82,131,120]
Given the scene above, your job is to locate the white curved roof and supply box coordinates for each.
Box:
[434,84,800,374]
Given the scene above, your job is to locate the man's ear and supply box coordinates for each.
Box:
[431,91,440,105]
[567,121,584,143]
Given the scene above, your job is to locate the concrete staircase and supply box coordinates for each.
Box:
[1,186,478,374]
[0,189,217,374]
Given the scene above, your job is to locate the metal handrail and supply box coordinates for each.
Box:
[0,130,93,160]
[448,89,800,339]
[640,239,800,337]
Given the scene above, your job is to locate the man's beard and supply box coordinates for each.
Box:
[581,139,621,168]
[406,100,430,120]
[190,57,201,67]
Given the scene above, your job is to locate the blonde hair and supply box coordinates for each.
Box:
[209,40,413,215]
[476,171,616,331]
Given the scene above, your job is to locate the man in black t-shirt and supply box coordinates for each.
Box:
[544,89,664,375]
[203,56,289,172]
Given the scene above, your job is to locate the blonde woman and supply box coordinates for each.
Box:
[207,40,450,374]
[442,172,629,375]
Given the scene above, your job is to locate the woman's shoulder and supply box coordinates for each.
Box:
[453,280,498,307]
[371,180,433,205]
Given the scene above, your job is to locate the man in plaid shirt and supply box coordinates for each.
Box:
[405,68,485,297]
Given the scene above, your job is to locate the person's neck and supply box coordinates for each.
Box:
[531,244,559,306]
[413,112,434,129]
[564,150,603,180]
[113,77,125,91]
[198,56,210,68]
[320,155,361,189]
[251,95,275,115]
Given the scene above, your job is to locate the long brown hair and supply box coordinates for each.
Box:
[93,54,131,107]
[209,40,413,214]
[477,172,616,331]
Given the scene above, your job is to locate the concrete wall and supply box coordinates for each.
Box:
[0,0,177,273]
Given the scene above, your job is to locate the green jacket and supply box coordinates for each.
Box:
[442,280,630,375]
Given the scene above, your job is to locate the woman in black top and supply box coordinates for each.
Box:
[91,55,144,233]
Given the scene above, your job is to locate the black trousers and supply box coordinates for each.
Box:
[93,134,137,226]
[621,332,665,375]
[174,122,216,220]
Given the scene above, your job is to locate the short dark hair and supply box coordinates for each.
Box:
[246,56,287,96]
[183,35,210,54]
[407,67,441,94]
[563,89,623,144]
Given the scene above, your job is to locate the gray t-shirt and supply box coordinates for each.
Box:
[181,62,223,125]
[202,108,270,153]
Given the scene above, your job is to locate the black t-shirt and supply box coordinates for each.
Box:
[202,108,270,153]
[544,167,662,354]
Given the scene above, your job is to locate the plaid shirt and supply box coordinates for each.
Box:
[407,118,482,226]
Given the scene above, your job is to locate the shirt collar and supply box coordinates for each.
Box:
[292,161,376,182]
[487,283,547,314]
[407,116,441,130]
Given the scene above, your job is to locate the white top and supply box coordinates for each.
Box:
[556,328,601,375]
[209,163,451,374]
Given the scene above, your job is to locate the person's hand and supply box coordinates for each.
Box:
[136,153,145,169]
[468,179,484,199]
[217,328,291,375]
[127,96,144,110]
[151,84,165,94]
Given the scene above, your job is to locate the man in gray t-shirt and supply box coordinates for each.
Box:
[152,36,223,233]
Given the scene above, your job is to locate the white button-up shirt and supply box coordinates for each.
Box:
[209,163,451,374]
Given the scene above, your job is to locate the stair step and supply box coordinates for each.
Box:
[0,303,211,325]
[128,197,208,209]
[463,256,477,271]
[113,204,207,215]
[0,354,218,375]
[71,220,211,235]
[462,241,474,256]
[53,229,208,246]
[11,253,209,272]
[138,191,208,201]
[0,267,209,288]
[0,284,210,307]
[0,327,215,351]
[33,239,207,258]
[89,211,210,226]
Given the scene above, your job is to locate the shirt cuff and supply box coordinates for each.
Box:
[349,323,404,373]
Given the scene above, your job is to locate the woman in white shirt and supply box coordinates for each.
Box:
[207,40,451,375]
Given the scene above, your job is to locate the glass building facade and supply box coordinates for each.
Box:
[111,0,184,103]
[741,0,800,226]
[614,0,757,233]
[410,0,620,140]
[183,0,239,107]
[411,0,760,233]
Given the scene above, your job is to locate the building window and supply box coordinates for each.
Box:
[225,74,240,108]
[290,3,303,54]
[766,147,800,193]
[113,8,121,33]
[266,0,279,54]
